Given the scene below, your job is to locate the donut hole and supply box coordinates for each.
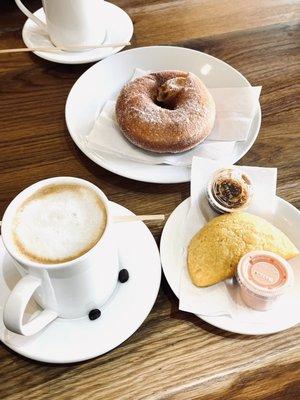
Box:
[155,77,187,110]
[155,98,176,110]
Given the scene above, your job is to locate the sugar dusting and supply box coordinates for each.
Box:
[116,70,215,152]
[119,73,210,127]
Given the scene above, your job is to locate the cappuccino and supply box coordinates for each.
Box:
[12,184,107,264]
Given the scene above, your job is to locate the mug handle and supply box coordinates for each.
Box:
[4,275,57,336]
[15,0,47,32]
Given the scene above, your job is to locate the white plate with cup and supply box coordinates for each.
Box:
[65,46,262,183]
[160,196,300,335]
[0,177,161,363]
[18,0,133,64]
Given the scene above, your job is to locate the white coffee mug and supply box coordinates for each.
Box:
[15,0,106,48]
[2,177,118,336]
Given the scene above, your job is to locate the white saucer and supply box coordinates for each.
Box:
[22,2,133,64]
[160,197,300,335]
[66,46,261,183]
[0,202,161,363]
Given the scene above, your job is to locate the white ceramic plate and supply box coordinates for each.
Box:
[160,196,300,335]
[0,202,161,363]
[22,2,133,64]
[66,46,261,183]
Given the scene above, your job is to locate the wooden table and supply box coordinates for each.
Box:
[0,1,299,399]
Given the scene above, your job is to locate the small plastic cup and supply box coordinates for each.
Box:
[236,250,294,311]
[206,168,253,214]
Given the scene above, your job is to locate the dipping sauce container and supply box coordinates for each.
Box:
[236,250,294,311]
[206,168,253,214]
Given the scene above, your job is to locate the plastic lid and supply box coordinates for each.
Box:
[237,250,294,297]
[206,168,253,213]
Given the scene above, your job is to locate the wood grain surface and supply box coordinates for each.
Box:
[0,1,299,399]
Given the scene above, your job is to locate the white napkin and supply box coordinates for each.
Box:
[86,69,261,167]
[177,157,300,324]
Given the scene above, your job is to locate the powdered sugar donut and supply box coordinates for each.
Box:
[115,70,216,153]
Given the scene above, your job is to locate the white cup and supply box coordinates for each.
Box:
[15,0,106,49]
[2,177,118,336]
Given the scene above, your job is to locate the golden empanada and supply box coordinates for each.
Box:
[187,212,298,287]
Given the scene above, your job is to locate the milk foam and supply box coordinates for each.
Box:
[12,184,107,264]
